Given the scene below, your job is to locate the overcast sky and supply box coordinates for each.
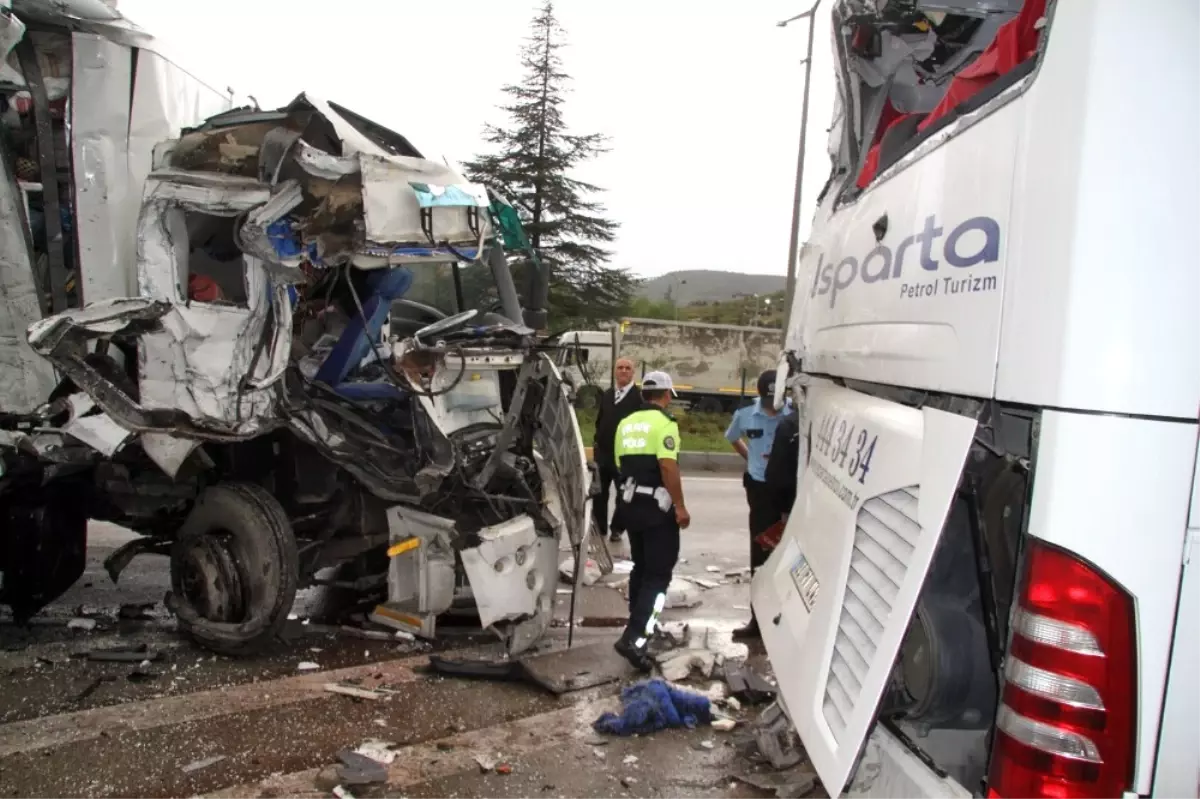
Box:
[117,0,836,280]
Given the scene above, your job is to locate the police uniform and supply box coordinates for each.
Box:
[725,370,791,637]
[613,397,682,663]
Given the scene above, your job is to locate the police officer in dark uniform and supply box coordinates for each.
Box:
[612,370,691,672]
[724,369,791,639]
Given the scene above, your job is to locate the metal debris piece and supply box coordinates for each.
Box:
[706,566,722,573]
[339,625,395,642]
[298,661,320,671]
[86,645,161,663]
[181,755,226,774]
[725,663,778,704]
[336,750,388,785]
[66,618,98,632]
[475,754,497,773]
[324,676,384,695]
[623,755,639,765]
[695,739,716,751]
[733,764,817,798]
[753,703,804,770]
[712,718,738,732]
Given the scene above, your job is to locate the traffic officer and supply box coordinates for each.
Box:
[724,369,791,639]
[612,370,691,672]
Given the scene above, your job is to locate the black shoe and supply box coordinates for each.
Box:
[614,639,654,673]
[609,530,624,543]
[732,620,761,640]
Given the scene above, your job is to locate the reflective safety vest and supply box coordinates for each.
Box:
[614,405,682,489]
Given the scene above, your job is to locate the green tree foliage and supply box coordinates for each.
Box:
[463,2,636,327]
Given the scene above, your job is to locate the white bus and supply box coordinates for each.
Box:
[758,1,1198,796]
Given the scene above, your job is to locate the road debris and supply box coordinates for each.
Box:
[323,683,387,701]
[336,750,388,786]
[66,618,97,632]
[623,755,639,766]
[712,718,738,732]
[695,739,716,751]
[118,602,157,620]
[181,755,226,774]
[297,661,321,672]
[559,558,602,586]
[732,764,817,798]
[753,703,805,770]
[705,566,721,573]
[664,577,702,609]
[332,786,357,799]
[657,649,717,681]
[495,762,513,775]
[475,754,497,772]
[353,739,396,765]
[725,663,778,704]
[83,644,161,663]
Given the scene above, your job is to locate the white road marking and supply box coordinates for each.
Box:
[0,654,427,758]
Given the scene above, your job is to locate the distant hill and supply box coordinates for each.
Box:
[638,270,787,305]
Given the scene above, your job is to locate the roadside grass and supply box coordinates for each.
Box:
[575,407,732,453]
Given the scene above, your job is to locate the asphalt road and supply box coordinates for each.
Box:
[0,476,809,798]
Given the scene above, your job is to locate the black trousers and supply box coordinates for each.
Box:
[592,462,625,536]
[743,473,779,573]
[622,502,681,649]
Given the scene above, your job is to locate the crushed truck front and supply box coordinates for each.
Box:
[5,88,592,657]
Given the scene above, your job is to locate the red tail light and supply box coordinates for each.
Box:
[987,541,1137,798]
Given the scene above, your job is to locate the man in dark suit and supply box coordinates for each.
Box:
[593,358,642,542]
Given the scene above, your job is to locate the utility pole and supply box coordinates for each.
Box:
[778,0,822,347]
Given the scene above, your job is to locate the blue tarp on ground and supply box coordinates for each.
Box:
[593,678,713,737]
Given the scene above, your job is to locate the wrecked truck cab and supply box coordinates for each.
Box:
[21,95,592,656]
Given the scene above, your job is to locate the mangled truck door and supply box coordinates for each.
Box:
[751,382,975,796]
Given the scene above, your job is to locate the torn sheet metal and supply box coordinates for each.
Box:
[63,411,132,456]
[140,432,200,478]
[0,134,57,413]
[459,514,556,629]
[359,154,490,252]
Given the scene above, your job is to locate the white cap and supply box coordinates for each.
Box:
[641,370,677,396]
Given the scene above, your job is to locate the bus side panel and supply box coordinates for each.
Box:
[1027,412,1197,793]
[1151,438,1199,796]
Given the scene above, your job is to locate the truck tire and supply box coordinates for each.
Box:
[167,482,298,656]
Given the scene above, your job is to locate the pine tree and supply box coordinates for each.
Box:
[463,1,636,326]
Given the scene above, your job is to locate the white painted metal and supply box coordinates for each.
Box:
[752,382,976,796]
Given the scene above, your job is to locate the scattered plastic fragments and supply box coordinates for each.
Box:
[353,739,396,765]
[593,678,713,736]
[495,763,513,775]
[181,755,226,774]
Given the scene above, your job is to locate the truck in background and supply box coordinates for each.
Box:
[757,0,1198,797]
[558,317,781,413]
